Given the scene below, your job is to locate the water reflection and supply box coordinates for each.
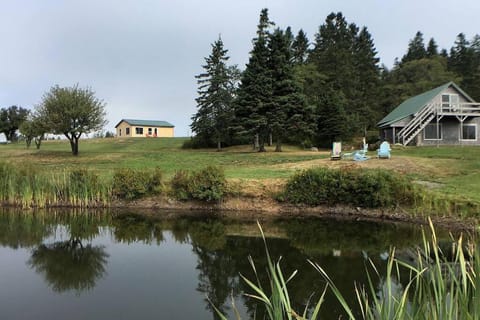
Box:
[28,239,108,294]
[0,209,455,319]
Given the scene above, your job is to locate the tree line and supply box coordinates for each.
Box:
[190,9,480,151]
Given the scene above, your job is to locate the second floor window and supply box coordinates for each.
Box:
[442,94,459,110]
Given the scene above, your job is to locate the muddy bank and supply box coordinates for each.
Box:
[110,195,479,232]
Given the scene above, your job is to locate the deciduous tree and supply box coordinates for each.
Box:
[19,114,47,149]
[37,85,107,156]
[0,105,29,142]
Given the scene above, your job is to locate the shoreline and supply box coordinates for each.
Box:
[2,195,477,232]
[110,195,479,232]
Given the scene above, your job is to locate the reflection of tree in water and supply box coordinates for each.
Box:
[111,213,164,244]
[283,219,423,255]
[190,221,239,319]
[0,211,53,249]
[28,238,108,294]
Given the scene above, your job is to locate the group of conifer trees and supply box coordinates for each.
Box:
[191,9,480,151]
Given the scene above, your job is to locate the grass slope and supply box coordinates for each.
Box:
[1,138,480,203]
[0,138,324,179]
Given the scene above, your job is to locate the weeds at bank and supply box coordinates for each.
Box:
[213,220,480,320]
[169,166,227,202]
[0,161,227,208]
[1,159,479,218]
[280,167,480,217]
[0,163,113,208]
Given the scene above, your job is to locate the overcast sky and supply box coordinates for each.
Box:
[1,0,479,137]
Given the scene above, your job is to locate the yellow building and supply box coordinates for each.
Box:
[115,119,174,138]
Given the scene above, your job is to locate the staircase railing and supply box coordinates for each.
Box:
[396,103,437,145]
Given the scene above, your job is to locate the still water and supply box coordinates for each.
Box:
[0,209,448,319]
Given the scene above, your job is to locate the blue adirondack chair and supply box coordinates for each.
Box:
[377,141,391,159]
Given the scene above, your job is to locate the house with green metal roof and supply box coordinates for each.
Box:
[378,82,480,146]
[115,119,174,138]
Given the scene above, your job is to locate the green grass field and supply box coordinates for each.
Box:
[1,137,480,203]
[0,137,325,179]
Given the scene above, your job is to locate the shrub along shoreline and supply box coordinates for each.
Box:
[0,162,478,229]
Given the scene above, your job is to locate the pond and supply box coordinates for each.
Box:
[0,209,450,319]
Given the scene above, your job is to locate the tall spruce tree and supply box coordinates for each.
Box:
[267,28,315,151]
[401,31,427,63]
[447,33,480,100]
[291,29,309,64]
[191,36,235,150]
[308,12,378,142]
[235,8,274,152]
[353,26,381,130]
[426,38,439,57]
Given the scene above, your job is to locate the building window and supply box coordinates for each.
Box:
[126,128,130,135]
[424,123,442,140]
[461,124,476,140]
[441,94,459,110]
[119,129,122,136]
[135,127,143,135]
[148,128,152,135]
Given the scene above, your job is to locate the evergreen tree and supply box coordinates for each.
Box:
[316,89,352,144]
[448,33,480,100]
[308,12,379,141]
[235,8,274,152]
[267,28,315,151]
[401,31,427,63]
[448,33,473,75]
[469,34,480,100]
[191,36,235,150]
[440,48,449,58]
[309,12,356,92]
[291,29,309,64]
[352,26,381,130]
[426,38,439,57]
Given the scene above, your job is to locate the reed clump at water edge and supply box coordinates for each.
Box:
[212,220,479,320]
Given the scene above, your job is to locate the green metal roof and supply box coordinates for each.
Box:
[377,81,477,128]
[115,119,174,128]
[378,82,453,128]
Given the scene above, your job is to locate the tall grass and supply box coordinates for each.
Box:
[315,218,479,319]
[215,220,479,319]
[0,162,112,208]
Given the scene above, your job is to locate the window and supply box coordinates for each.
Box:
[441,94,459,110]
[119,129,122,136]
[424,123,442,140]
[148,128,152,135]
[461,124,476,140]
[135,127,143,135]
[126,128,130,135]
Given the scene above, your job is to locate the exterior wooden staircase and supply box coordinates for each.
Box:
[396,103,436,146]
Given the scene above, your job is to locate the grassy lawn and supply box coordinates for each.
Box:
[0,137,324,179]
[1,138,480,203]
[393,145,480,202]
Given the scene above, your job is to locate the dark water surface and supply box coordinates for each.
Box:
[0,209,450,320]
